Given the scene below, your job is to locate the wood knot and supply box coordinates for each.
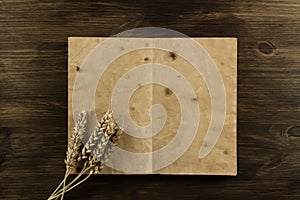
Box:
[286,126,300,137]
[257,41,276,55]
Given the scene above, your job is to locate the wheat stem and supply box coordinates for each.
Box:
[50,172,92,200]
[61,171,92,195]
[49,166,93,200]
[60,167,70,200]
[49,175,65,198]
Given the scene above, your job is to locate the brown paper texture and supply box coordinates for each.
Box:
[68,37,237,175]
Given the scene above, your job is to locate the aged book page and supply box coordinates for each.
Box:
[68,37,237,175]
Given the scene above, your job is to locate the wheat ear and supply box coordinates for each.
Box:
[65,111,87,168]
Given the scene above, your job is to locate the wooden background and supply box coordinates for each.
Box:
[0,0,299,199]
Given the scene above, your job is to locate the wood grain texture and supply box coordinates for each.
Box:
[0,0,299,199]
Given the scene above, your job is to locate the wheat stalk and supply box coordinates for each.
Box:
[65,111,87,168]
[49,111,87,199]
[62,111,87,199]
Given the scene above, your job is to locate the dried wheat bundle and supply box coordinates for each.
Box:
[48,110,122,200]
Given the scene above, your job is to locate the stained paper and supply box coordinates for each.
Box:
[68,37,237,175]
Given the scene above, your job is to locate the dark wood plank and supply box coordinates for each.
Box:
[0,0,299,199]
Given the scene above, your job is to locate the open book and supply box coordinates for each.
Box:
[68,37,237,175]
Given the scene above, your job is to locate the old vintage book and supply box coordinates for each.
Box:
[68,37,237,175]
